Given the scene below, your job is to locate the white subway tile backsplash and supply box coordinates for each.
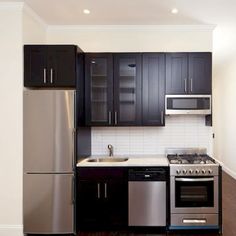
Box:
[92,116,213,156]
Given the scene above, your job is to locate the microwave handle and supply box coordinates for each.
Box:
[175,177,214,182]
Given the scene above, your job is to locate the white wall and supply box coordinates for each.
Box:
[23,5,47,44]
[47,25,213,52]
[0,3,46,236]
[0,3,23,236]
[213,24,236,178]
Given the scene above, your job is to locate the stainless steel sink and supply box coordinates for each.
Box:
[87,157,129,163]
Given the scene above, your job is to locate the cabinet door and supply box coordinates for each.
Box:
[114,54,142,125]
[85,54,113,126]
[48,46,77,87]
[142,53,165,126]
[105,179,128,227]
[188,53,212,94]
[24,45,47,87]
[77,180,102,229]
[166,53,188,94]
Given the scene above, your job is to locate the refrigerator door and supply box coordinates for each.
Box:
[23,90,75,173]
[23,173,74,234]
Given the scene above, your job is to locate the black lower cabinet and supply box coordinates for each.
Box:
[76,168,128,230]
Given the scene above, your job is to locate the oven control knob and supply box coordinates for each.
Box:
[208,169,213,174]
[176,170,181,174]
[202,169,206,174]
[182,169,187,174]
[189,169,193,174]
[195,169,200,174]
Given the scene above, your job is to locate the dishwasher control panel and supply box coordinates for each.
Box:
[128,167,167,181]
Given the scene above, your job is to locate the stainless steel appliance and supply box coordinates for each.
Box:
[128,168,167,227]
[23,90,76,234]
[167,148,221,230]
[165,95,211,115]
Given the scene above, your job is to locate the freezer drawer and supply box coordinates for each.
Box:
[23,173,74,234]
[23,90,75,172]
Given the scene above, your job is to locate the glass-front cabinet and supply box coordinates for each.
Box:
[85,53,141,126]
[85,54,113,126]
[114,54,142,125]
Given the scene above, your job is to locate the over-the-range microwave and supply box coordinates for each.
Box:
[165,95,211,115]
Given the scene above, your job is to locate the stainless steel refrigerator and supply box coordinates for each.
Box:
[23,90,76,234]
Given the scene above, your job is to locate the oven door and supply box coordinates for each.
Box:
[171,176,218,214]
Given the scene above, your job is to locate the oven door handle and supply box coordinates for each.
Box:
[175,177,214,182]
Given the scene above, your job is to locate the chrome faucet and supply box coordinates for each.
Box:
[108,144,114,157]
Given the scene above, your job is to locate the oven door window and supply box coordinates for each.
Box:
[175,178,214,207]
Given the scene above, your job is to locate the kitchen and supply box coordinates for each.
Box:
[1,1,236,236]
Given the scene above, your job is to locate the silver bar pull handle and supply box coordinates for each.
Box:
[190,78,193,92]
[71,176,75,204]
[184,78,187,93]
[97,183,100,199]
[104,183,107,199]
[183,219,207,224]
[176,177,214,182]
[114,111,118,125]
[72,129,75,169]
[43,68,47,84]
[50,68,53,84]
[108,111,112,125]
[161,111,164,125]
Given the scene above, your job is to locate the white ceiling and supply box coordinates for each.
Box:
[3,0,236,25]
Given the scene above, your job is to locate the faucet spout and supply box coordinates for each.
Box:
[108,144,114,157]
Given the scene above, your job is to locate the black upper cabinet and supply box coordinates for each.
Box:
[166,53,188,94]
[166,53,212,94]
[85,53,142,126]
[142,53,165,126]
[114,54,142,126]
[85,53,113,126]
[24,45,78,87]
[188,53,212,94]
[24,46,47,87]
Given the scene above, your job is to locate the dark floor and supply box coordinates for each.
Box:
[78,171,236,236]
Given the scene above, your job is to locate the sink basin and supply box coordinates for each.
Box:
[87,157,129,163]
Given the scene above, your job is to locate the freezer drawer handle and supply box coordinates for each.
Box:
[183,219,207,224]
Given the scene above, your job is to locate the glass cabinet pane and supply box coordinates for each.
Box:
[118,58,136,122]
[90,58,108,122]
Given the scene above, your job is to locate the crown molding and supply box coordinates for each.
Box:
[0,2,24,11]
[48,24,216,32]
[23,3,47,29]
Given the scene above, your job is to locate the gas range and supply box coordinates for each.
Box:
[167,148,219,176]
[167,148,221,231]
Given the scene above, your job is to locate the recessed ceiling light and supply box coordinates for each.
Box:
[171,8,178,14]
[83,9,90,14]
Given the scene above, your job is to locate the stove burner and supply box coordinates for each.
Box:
[167,153,216,165]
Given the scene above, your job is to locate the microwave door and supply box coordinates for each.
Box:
[165,95,211,115]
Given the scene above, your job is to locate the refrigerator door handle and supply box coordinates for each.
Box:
[72,129,76,169]
[71,175,75,204]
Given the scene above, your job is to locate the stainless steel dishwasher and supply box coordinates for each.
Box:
[128,168,167,227]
